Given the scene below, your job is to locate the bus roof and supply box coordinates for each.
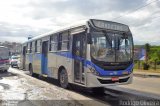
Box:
[24,19,88,43]
[24,19,129,44]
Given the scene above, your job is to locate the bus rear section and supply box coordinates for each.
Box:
[0,46,10,72]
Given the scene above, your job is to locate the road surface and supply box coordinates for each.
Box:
[0,68,107,106]
[120,76,160,95]
[0,68,160,106]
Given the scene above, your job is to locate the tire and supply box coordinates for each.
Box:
[29,64,33,76]
[91,87,105,95]
[59,69,68,89]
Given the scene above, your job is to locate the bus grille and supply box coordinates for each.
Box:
[97,77,129,84]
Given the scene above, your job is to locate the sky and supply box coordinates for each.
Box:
[0,0,160,45]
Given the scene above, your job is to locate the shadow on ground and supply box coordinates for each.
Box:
[0,71,18,79]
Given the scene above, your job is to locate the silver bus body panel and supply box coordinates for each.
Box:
[47,52,73,82]
[86,72,133,87]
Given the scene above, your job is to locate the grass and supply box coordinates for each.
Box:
[134,61,160,73]
[133,69,160,73]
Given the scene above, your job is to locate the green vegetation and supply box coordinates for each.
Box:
[134,44,160,71]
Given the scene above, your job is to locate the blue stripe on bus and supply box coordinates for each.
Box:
[54,52,133,76]
[27,52,133,76]
[85,60,133,76]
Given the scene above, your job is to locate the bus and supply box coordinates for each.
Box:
[0,46,10,72]
[21,19,134,92]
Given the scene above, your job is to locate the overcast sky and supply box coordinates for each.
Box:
[0,0,160,45]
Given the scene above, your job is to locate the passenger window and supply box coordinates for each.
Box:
[27,43,30,53]
[50,34,58,51]
[37,40,41,52]
[60,31,69,50]
[35,41,37,52]
[32,42,35,53]
[30,42,32,53]
[75,41,80,56]
[26,43,28,53]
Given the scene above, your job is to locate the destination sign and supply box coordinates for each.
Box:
[92,20,129,32]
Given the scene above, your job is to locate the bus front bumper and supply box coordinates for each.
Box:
[86,72,133,88]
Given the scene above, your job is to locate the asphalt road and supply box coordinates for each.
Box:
[0,68,160,106]
[105,74,160,100]
[119,76,160,95]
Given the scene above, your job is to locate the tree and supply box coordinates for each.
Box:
[143,43,150,70]
[145,43,150,63]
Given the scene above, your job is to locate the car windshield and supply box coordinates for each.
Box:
[91,31,133,62]
[11,56,19,59]
[0,47,9,60]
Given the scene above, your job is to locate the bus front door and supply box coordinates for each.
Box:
[73,33,86,84]
[41,41,48,75]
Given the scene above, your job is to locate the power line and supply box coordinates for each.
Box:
[112,0,160,21]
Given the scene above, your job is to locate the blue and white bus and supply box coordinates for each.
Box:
[21,19,134,92]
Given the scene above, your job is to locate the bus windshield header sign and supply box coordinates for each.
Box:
[91,20,129,32]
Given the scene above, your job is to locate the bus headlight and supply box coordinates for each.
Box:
[89,67,99,76]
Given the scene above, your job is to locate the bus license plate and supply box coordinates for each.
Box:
[111,77,119,81]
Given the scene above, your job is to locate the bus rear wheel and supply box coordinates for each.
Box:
[59,69,68,89]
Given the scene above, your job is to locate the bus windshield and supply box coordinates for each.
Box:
[91,31,133,62]
[0,47,9,60]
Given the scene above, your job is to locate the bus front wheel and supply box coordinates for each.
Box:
[59,69,68,89]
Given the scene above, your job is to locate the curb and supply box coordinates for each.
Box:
[133,73,160,78]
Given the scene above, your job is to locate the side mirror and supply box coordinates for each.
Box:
[87,33,92,44]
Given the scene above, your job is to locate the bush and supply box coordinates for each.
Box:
[143,63,150,70]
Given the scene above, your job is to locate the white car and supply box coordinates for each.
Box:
[10,55,21,68]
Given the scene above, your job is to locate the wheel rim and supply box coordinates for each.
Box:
[60,71,65,84]
[60,69,68,88]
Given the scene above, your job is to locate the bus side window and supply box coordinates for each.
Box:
[27,43,30,53]
[35,40,37,52]
[37,40,41,52]
[60,31,69,51]
[50,34,58,51]
[32,41,35,53]
[73,36,81,56]
[30,42,32,53]
[75,41,80,56]
[26,44,28,53]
